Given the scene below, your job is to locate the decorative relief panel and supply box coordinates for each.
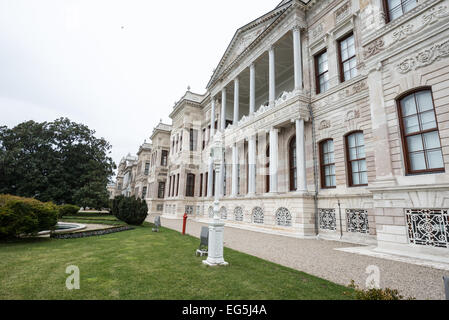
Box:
[309,23,324,41]
[220,206,228,220]
[335,1,351,23]
[275,207,292,227]
[319,209,337,231]
[234,207,243,222]
[208,206,214,218]
[396,39,449,73]
[319,120,331,130]
[252,207,264,224]
[364,38,385,59]
[391,5,449,44]
[406,209,449,248]
[346,209,370,234]
[345,109,361,121]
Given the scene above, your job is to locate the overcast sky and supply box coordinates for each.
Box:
[0,0,278,176]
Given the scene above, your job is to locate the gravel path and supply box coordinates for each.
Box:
[154,216,447,300]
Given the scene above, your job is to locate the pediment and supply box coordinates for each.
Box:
[221,19,276,71]
[208,2,291,88]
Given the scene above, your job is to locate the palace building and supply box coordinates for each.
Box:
[115,0,449,260]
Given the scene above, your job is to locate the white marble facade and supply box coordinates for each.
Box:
[115,0,449,260]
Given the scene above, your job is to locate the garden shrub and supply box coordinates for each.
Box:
[112,196,148,226]
[58,204,80,218]
[0,195,58,239]
[348,280,415,300]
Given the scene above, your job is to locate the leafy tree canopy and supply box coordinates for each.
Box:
[0,118,116,209]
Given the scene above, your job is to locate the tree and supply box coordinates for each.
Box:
[0,118,116,207]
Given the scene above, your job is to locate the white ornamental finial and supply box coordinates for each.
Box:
[187,85,191,91]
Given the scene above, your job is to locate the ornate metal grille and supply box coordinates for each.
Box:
[234,207,243,222]
[208,206,214,218]
[252,207,264,224]
[185,206,193,215]
[346,209,369,234]
[220,207,227,220]
[157,204,163,212]
[275,207,292,226]
[319,209,337,231]
[406,209,449,249]
[196,206,200,216]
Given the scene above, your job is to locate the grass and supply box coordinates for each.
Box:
[0,219,355,300]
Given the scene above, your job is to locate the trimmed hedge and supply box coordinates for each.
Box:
[0,195,58,239]
[57,204,80,218]
[111,195,148,226]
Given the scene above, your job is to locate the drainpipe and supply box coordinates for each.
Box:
[308,103,319,237]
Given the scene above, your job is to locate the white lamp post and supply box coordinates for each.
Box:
[203,132,229,267]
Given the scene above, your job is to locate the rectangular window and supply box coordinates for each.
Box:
[199,173,203,197]
[384,0,417,22]
[212,170,216,197]
[398,89,444,174]
[141,186,147,199]
[202,128,206,150]
[161,150,168,166]
[180,134,183,152]
[315,50,329,94]
[205,172,208,197]
[158,182,165,199]
[346,132,368,187]
[186,174,195,197]
[320,140,336,188]
[338,33,357,82]
[176,173,180,196]
[144,163,150,175]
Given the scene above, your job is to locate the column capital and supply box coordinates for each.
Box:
[234,76,240,82]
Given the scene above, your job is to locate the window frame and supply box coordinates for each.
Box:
[186,173,195,197]
[158,182,165,199]
[319,139,337,189]
[345,131,368,187]
[314,49,329,95]
[397,88,445,175]
[337,32,356,83]
[382,0,417,23]
[289,136,297,192]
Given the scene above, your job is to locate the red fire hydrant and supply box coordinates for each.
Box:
[182,212,188,235]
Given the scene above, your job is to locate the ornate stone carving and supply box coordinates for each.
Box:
[364,38,385,59]
[392,24,414,42]
[422,5,449,26]
[346,109,361,121]
[275,208,292,227]
[335,1,351,23]
[319,120,331,130]
[396,39,449,74]
[309,23,324,40]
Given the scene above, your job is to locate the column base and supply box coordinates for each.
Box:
[202,260,229,267]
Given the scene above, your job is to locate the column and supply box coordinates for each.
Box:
[269,46,276,105]
[248,134,256,195]
[249,63,256,115]
[207,157,213,197]
[218,161,224,198]
[221,88,227,131]
[231,143,238,197]
[296,119,307,192]
[234,77,239,125]
[269,128,278,193]
[293,26,303,90]
[210,98,216,139]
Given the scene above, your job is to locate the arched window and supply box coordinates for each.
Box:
[266,146,270,193]
[289,136,297,191]
[275,208,292,227]
[320,139,336,188]
[397,89,444,174]
[234,207,243,222]
[252,207,264,224]
[345,131,368,187]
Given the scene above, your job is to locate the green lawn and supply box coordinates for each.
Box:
[0,219,354,300]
